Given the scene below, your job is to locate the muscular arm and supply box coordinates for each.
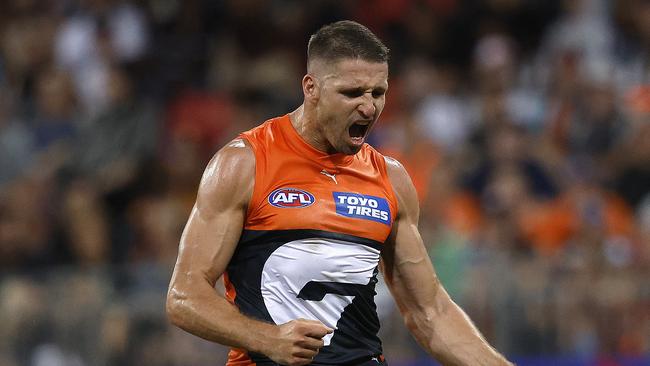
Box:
[382,157,512,366]
[166,139,269,349]
[166,139,330,366]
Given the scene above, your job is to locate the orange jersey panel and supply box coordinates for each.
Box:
[240,114,397,243]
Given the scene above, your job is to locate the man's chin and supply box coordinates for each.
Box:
[338,143,363,155]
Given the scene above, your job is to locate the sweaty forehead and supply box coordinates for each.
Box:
[311,58,388,87]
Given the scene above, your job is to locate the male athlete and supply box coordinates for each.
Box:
[167,20,513,366]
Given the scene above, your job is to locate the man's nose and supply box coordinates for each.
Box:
[358,96,376,118]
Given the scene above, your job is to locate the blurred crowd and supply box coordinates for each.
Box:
[0,0,648,365]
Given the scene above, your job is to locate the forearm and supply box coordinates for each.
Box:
[166,280,275,354]
[404,290,512,366]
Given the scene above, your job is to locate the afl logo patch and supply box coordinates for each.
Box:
[269,188,315,208]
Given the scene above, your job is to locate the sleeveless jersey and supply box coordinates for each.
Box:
[224,115,398,365]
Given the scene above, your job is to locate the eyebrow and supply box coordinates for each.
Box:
[339,86,387,93]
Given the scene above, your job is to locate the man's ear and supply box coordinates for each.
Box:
[302,74,319,102]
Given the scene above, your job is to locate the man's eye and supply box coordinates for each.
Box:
[342,90,363,98]
[372,90,385,98]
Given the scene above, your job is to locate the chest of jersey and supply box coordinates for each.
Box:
[245,154,396,244]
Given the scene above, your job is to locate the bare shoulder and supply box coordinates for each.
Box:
[384,155,406,178]
[196,138,255,213]
[383,155,418,219]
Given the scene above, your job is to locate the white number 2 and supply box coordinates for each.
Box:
[261,238,380,345]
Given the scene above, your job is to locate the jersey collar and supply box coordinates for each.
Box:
[280,114,356,168]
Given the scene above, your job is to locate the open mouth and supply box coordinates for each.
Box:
[349,121,371,140]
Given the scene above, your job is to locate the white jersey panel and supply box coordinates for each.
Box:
[261,238,380,345]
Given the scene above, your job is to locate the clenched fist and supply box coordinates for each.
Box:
[263,318,333,366]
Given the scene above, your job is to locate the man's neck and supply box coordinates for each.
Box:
[289,105,331,154]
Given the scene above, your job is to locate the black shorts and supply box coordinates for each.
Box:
[353,354,389,366]
[255,354,388,366]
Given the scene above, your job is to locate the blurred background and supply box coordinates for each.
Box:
[0,0,648,365]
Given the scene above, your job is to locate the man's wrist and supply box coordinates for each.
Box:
[243,319,278,355]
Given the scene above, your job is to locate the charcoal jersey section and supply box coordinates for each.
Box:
[225,229,383,364]
[224,115,398,365]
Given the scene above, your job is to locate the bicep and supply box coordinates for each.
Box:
[382,157,442,313]
[175,200,246,287]
[382,213,442,314]
[170,141,254,290]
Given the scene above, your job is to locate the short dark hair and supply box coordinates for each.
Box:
[307,20,390,65]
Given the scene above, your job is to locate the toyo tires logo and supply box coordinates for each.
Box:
[333,192,391,225]
[268,188,315,208]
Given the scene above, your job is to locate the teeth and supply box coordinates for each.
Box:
[349,123,368,138]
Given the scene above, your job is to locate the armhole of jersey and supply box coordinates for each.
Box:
[223,271,237,304]
[238,134,264,223]
[376,150,399,225]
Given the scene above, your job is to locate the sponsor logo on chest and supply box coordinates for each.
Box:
[333,192,391,225]
[268,188,315,208]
